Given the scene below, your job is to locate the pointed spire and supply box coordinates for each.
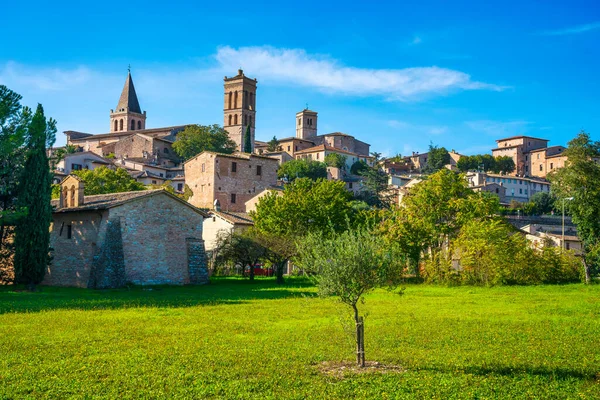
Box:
[116,70,142,114]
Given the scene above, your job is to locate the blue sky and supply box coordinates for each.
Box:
[2,0,599,156]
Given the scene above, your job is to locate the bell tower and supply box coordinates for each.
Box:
[110,69,146,133]
[296,108,318,139]
[223,69,257,152]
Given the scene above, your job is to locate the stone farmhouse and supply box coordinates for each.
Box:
[491,135,568,178]
[202,210,254,252]
[466,171,550,203]
[47,176,208,288]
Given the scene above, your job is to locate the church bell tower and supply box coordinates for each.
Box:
[110,69,147,133]
[223,69,257,152]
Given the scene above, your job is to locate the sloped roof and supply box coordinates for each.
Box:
[116,72,142,114]
[210,211,254,225]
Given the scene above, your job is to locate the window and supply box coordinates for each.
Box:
[256,165,262,176]
[539,165,543,171]
[228,115,232,125]
[131,120,135,130]
[114,120,118,131]
[295,146,298,151]
[71,163,83,171]
[495,188,499,194]
[566,242,570,250]
[234,114,238,125]
[287,146,290,151]
[202,163,205,172]
[234,91,238,108]
[298,118,301,126]
[525,189,528,195]
[231,193,236,203]
[316,153,319,160]
[177,183,183,191]
[550,162,554,169]
[349,182,353,189]
[232,162,237,172]
[67,225,72,239]
[228,92,232,109]
[152,180,157,184]
[164,148,169,154]
[137,120,142,130]
[519,188,522,194]
[159,173,164,177]
[525,155,528,161]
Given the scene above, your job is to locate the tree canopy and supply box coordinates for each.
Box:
[324,153,347,169]
[456,154,515,174]
[277,159,327,182]
[548,130,600,282]
[266,136,279,152]
[73,167,146,195]
[172,124,236,160]
[422,144,450,174]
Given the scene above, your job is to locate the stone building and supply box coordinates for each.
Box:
[109,71,147,133]
[491,136,550,176]
[223,69,257,152]
[52,151,113,183]
[528,146,568,178]
[46,175,208,288]
[202,211,254,252]
[184,151,279,212]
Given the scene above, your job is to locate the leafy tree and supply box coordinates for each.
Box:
[386,153,404,163]
[266,136,279,152]
[297,228,403,367]
[549,131,600,282]
[147,181,193,201]
[277,159,327,182]
[350,160,369,175]
[324,153,347,169]
[528,192,555,215]
[73,167,146,195]
[13,104,56,289]
[51,144,78,165]
[172,124,236,160]
[494,156,516,174]
[422,143,450,174]
[252,178,355,238]
[251,229,296,284]
[244,125,252,153]
[213,230,266,281]
[356,161,393,209]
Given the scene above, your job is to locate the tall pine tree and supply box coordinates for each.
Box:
[13,104,56,289]
[244,124,252,153]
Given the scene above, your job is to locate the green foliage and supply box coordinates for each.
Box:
[350,160,369,175]
[549,131,600,280]
[212,230,266,281]
[172,124,236,160]
[277,159,327,182]
[528,192,555,215]
[252,178,354,238]
[51,184,60,199]
[386,153,404,163]
[147,181,193,201]
[324,153,347,169]
[0,280,599,398]
[266,136,279,152]
[13,104,56,288]
[456,154,515,174]
[495,156,516,174]
[422,143,450,174]
[244,125,252,154]
[73,167,146,195]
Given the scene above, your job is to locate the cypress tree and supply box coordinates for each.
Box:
[13,104,56,289]
[244,124,252,153]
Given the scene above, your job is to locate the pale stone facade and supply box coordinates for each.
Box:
[202,211,253,252]
[528,146,568,178]
[492,136,549,176]
[109,71,146,133]
[185,151,279,212]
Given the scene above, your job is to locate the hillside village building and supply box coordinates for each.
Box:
[466,171,550,203]
[184,151,279,212]
[46,176,208,288]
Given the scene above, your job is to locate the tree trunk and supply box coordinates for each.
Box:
[248,263,255,281]
[275,261,285,285]
[582,256,592,284]
[352,304,365,367]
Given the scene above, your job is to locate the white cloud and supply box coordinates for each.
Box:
[540,21,600,36]
[215,46,506,101]
[0,62,93,91]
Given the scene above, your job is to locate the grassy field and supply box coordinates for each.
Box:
[0,278,599,399]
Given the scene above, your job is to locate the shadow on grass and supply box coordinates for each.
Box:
[422,364,598,382]
[0,276,317,314]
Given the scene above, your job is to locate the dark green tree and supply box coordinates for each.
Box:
[422,143,450,174]
[277,159,327,182]
[73,167,146,195]
[494,156,516,174]
[172,124,236,160]
[266,136,279,152]
[324,153,347,169]
[244,125,252,153]
[13,104,56,289]
[350,160,369,175]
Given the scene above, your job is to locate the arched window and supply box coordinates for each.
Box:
[250,93,254,109]
[131,120,135,130]
[234,91,238,108]
[228,115,232,125]
[244,114,248,125]
[244,90,248,108]
[137,120,141,130]
[114,120,118,131]
[62,187,68,207]
[70,185,76,207]
[228,91,232,109]
[119,119,123,131]
[298,118,301,126]
[234,114,238,125]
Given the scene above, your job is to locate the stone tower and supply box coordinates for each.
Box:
[295,109,318,140]
[110,71,146,133]
[223,69,257,152]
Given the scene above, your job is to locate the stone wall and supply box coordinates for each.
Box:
[186,238,209,284]
[114,134,153,159]
[44,211,106,287]
[108,193,204,285]
[88,218,126,289]
[185,152,217,209]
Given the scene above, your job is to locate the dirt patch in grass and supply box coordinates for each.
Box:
[317,361,404,378]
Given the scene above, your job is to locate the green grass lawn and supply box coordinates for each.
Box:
[1,278,599,399]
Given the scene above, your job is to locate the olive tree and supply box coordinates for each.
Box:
[297,228,403,367]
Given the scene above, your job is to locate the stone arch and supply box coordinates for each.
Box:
[70,185,76,207]
[234,114,238,125]
[228,91,232,109]
[228,115,232,126]
[62,186,69,207]
[114,120,118,131]
[234,91,238,108]
[131,119,135,130]
[119,119,123,131]
[137,120,141,130]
